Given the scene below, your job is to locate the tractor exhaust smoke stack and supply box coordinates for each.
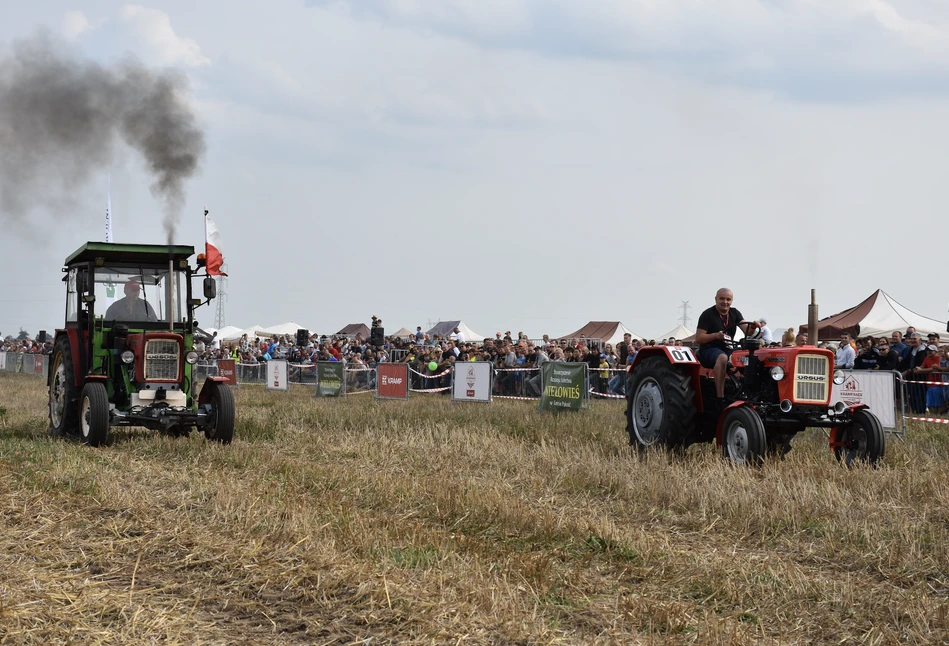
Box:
[0,32,205,242]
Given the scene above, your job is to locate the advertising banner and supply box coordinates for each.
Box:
[831,370,898,430]
[452,361,492,403]
[315,361,345,397]
[217,359,237,386]
[538,362,587,412]
[376,362,409,400]
[34,355,44,375]
[266,359,289,391]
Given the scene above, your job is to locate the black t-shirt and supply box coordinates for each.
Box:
[697,305,744,352]
[878,349,900,371]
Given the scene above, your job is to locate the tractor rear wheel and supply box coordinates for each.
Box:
[79,382,110,447]
[722,406,767,466]
[834,409,885,466]
[204,383,235,444]
[49,336,79,438]
[626,357,696,451]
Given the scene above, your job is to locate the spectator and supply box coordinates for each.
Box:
[835,333,856,369]
[890,331,907,358]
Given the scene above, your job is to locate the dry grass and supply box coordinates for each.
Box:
[1,372,949,645]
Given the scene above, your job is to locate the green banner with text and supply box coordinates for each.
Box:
[315,361,345,397]
[537,362,587,412]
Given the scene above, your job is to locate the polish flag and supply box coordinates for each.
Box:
[205,214,227,276]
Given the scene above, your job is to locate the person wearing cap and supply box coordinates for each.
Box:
[105,279,157,321]
[755,318,773,344]
[899,333,929,414]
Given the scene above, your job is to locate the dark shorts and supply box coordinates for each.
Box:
[697,346,730,369]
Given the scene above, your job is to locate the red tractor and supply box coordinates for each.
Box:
[625,339,885,465]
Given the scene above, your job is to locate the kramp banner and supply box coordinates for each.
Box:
[266,360,289,391]
[538,362,587,412]
[452,361,492,403]
[315,362,345,397]
[217,359,237,386]
[831,369,898,430]
[377,362,409,400]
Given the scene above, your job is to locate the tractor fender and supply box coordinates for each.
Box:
[84,375,108,384]
[828,403,870,450]
[715,401,755,446]
[629,346,704,411]
[198,376,230,405]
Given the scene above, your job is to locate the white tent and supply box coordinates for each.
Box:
[558,321,643,345]
[222,324,265,342]
[210,325,243,342]
[655,324,694,341]
[815,290,947,340]
[426,320,485,342]
[258,322,308,338]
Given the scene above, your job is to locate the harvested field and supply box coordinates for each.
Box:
[1,371,949,644]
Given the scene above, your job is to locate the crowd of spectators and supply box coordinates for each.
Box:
[0,336,52,354]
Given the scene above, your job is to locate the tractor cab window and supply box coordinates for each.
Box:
[94,266,185,324]
[66,268,79,323]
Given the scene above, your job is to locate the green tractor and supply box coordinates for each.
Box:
[47,242,234,446]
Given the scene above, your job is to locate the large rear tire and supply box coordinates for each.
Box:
[626,357,696,451]
[834,409,885,466]
[79,382,110,447]
[722,406,767,466]
[49,337,79,437]
[204,383,235,444]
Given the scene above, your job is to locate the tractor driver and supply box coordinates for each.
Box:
[105,279,158,322]
[695,288,758,401]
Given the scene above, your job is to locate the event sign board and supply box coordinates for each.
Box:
[315,361,345,397]
[376,362,409,400]
[831,369,898,430]
[266,359,289,391]
[34,355,44,375]
[538,362,587,412]
[217,359,237,386]
[451,361,492,403]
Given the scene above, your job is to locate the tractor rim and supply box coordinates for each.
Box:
[80,394,91,438]
[844,424,868,465]
[50,358,66,428]
[726,420,749,463]
[633,378,663,445]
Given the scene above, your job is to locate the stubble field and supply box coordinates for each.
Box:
[1,372,948,645]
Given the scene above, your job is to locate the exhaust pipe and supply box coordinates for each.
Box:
[833,401,846,414]
[780,399,792,413]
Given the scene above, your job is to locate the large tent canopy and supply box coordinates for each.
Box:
[558,321,643,345]
[336,323,370,339]
[207,325,242,341]
[390,327,415,339]
[258,322,308,338]
[222,324,265,342]
[655,324,694,341]
[426,321,485,342]
[811,290,947,340]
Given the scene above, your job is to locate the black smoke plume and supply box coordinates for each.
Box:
[0,32,205,243]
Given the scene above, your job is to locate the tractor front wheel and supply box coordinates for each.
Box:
[626,357,696,451]
[722,406,767,466]
[79,382,110,447]
[204,383,235,444]
[834,409,885,466]
[49,337,79,438]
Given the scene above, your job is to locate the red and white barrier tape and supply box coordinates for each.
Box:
[493,395,538,401]
[906,417,949,425]
[590,390,625,400]
[409,367,453,379]
[344,389,375,395]
[410,387,451,393]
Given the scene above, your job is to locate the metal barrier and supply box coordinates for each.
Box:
[1,352,49,378]
[898,374,949,426]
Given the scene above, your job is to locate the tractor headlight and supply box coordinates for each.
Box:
[186,351,199,364]
[770,366,785,381]
[833,370,845,385]
[121,350,135,364]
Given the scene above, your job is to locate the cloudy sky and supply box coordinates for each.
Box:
[1,0,947,341]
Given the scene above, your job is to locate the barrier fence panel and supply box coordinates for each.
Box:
[899,373,949,426]
[831,369,904,434]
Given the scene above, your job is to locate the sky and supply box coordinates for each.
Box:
[1,0,947,341]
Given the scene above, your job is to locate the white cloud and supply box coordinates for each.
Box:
[61,10,92,41]
[120,4,210,67]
